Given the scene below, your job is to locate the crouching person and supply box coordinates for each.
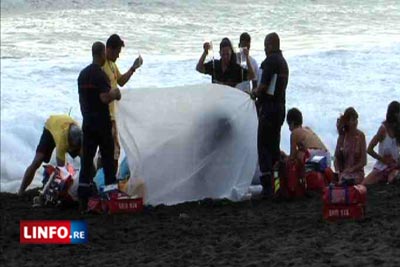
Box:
[286,108,333,190]
[18,114,82,195]
[287,108,331,166]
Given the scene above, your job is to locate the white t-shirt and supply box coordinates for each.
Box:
[235,54,259,92]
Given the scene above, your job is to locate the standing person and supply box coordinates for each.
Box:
[237,32,259,90]
[363,101,400,185]
[334,107,367,184]
[196,37,254,87]
[77,41,121,206]
[101,34,143,169]
[18,115,82,195]
[251,32,289,197]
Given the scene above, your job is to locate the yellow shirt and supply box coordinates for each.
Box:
[44,115,77,162]
[102,59,121,121]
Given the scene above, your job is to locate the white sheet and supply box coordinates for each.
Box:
[117,84,258,205]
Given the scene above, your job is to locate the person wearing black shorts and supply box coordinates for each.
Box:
[18,115,82,195]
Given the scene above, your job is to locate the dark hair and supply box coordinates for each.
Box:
[386,101,400,124]
[337,107,358,134]
[239,32,251,43]
[219,37,236,65]
[68,124,82,148]
[287,108,303,127]
[386,101,400,144]
[92,41,105,57]
[265,32,280,51]
[106,34,125,49]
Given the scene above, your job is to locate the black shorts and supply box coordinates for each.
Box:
[36,128,56,163]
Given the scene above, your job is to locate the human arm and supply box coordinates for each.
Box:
[196,42,210,73]
[334,135,345,173]
[367,126,388,163]
[251,58,273,97]
[118,55,143,86]
[345,132,367,173]
[98,70,121,104]
[242,47,255,81]
[100,88,121,104]
[56,152,66,167]
[289,132,298,161]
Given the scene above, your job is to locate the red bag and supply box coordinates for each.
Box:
[103,191,143,214]
[276,160,305,198]
[322,184,367,221]
[87,191,143,214]
[323,203,365,221]
[305,171,325,191]
[322,184,367,205]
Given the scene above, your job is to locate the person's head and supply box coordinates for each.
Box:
[106,34,125,62]
[68,124,82,158]
[337,107,359,134]
[92,41,106,66]
[264,32,280,56]
[386,101,400,144]
[386,101,400,125]
[239,32,251,50]
[286,108,303,131]
[219,37,236,66]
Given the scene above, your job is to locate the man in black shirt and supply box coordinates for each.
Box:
[77,41,121,205]
[252,32,289,197]
[196,38,254,87]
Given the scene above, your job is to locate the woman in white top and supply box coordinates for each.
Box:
[363,101,400,185]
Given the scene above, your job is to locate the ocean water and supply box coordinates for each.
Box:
[1,0,399,192]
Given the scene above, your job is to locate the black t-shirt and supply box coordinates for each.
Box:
[204,60,248,87]
[78,63,111,117]
[260,51,289,104]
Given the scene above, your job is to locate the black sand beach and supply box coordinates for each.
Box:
[1,183,400,267]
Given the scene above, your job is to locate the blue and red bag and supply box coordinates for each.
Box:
[322,183,367,221]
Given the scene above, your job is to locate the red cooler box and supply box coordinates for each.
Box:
[88,191,143,214]
[322,184,367,221]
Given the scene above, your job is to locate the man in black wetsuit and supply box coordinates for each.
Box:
[252,32,289,197]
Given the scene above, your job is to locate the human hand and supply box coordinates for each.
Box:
[249,91,257,100]
[111,88,121,101]
[241,47,249,57]
[132,55,143,71]
[203,42,211,53]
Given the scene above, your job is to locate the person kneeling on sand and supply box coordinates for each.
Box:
[18,114,82,195]
[363,101,400,185]
[286,108,331,166]
[334,107,367,184]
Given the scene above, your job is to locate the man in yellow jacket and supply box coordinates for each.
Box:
[18,115,82,195]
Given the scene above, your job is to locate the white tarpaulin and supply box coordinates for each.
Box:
[117,84,258,205]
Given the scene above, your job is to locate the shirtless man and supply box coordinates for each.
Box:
[286,108,330,165]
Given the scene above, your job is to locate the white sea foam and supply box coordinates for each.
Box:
[1,0,399,192]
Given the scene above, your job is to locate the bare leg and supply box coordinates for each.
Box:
[362,169,381,185]
[387,169,399,184]
[18,153,46,195]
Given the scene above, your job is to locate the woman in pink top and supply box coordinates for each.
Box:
[363,101,400,185]
[334,107,367,184]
